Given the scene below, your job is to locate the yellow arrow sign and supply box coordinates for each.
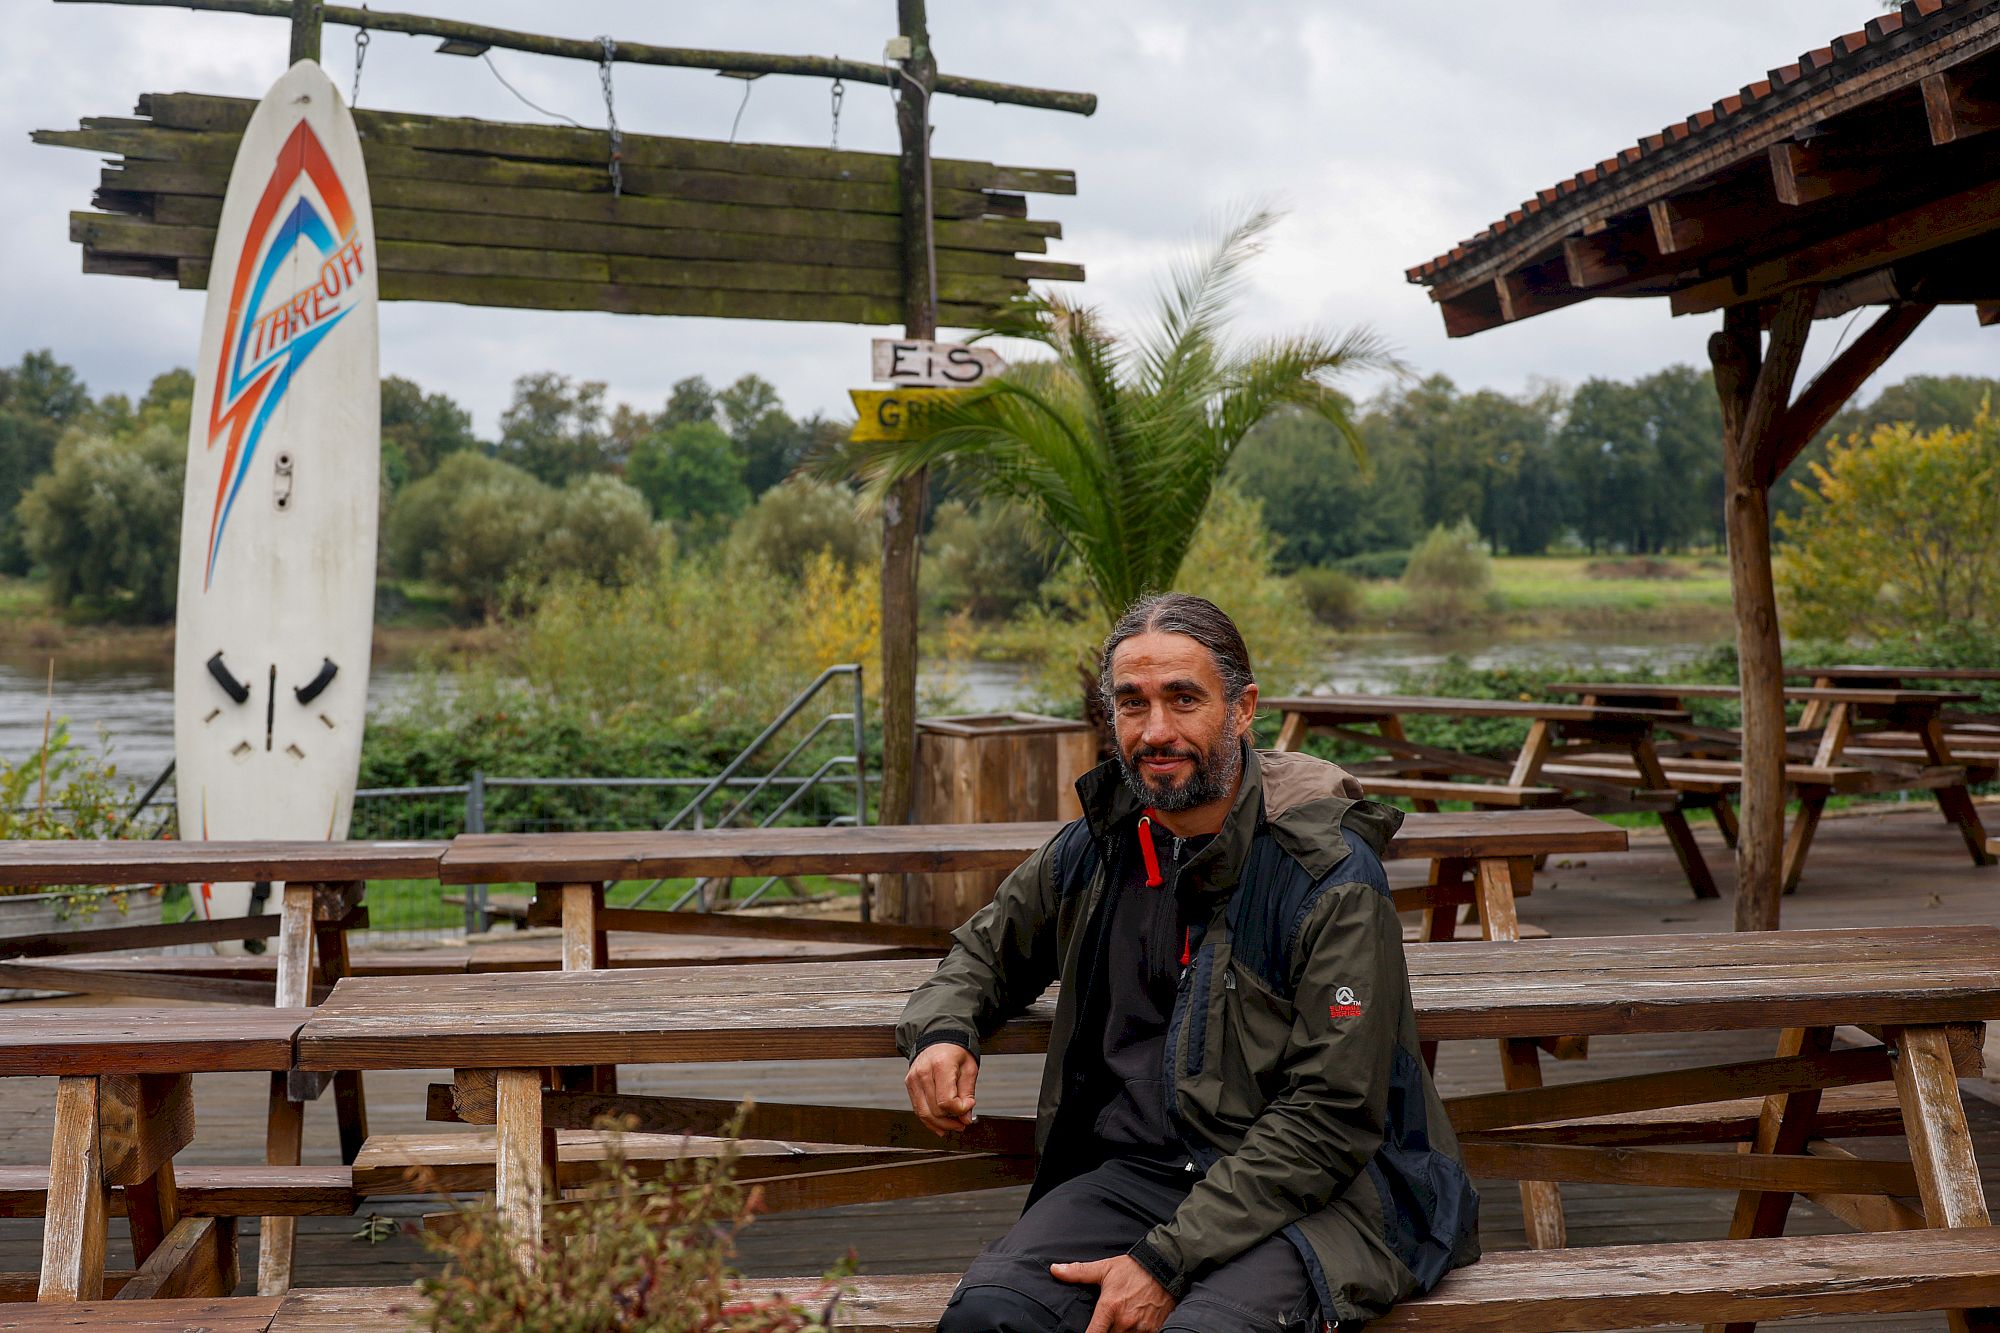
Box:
[848,388,967,443]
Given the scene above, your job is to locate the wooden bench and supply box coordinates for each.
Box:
[0,1007,309,1306]
[39,1226,2000,1330]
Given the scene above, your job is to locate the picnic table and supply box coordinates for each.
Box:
[1264,693,1727,897]
[440,810,1628,973]
[1552,682,1997,892]
[0,838,445,1296]
[285,924,2000,1325]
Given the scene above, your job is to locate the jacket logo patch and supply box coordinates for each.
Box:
[1328,985,1363,1019]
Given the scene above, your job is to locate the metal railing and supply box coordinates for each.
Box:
[16,666,872,946]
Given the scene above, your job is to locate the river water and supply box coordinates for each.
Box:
[1,625,1721,779]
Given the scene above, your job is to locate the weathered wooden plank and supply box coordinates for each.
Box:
[0,839,443,889]
[97,1074,194,1189]
[98,158,1058,253]
[132,92,1075,195]
[0,1166,356,1219]
[0,960,293,1006]
[143,195,1084,280]
[1460,1139,1918,1195]
[0,1009,306,1078]
[38,1076,110,1303]
[113,1215,236,1302]
[492,1068,545,1268]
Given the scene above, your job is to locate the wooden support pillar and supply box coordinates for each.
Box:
[258,881,315,1295]
[876,0,939,859]
[1710,293,1807,931]
[288,0,324,63]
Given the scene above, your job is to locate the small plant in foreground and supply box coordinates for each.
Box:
[416,1115,849,1332]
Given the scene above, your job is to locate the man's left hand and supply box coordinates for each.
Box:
[1050,1255,1176,1333]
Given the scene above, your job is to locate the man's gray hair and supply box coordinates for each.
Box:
[1098,593,1256,713]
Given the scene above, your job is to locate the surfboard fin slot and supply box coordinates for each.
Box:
[206,651,250,704]
[295,657,338,704]
[265,665,276,751]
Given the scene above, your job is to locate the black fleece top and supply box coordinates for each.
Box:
[1076,818,1212,1161]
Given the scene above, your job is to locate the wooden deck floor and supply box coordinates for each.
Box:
[3,803,1998,1330]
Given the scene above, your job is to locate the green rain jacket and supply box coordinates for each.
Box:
[896,745,1480,1330]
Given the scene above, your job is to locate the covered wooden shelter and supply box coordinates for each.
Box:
[1407,0,2000,931]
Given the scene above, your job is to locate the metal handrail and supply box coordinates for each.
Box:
[659,663,865,832]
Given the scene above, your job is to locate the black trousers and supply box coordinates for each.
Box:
[939,1155,1318,1333]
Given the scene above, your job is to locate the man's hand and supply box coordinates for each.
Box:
[1050,1256,1175,1333]
[904,1042,979,1135]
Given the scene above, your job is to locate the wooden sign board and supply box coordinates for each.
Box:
[871,338,1007,388]
[849,388,969,443]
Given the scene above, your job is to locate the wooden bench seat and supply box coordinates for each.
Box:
[0,1166,355,1219]
[350,1129,939,1194]
[58,1229,2000,1331]
[1357,777,1564,808]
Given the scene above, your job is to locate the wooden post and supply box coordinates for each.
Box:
[258,882,315,1295]
[876,0,938,860]
[288,0,323,63]
[1709,294,1809,932]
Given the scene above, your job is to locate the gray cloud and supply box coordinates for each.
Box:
[4,1,1987,432]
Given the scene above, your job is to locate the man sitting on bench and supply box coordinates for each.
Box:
[899,593,1480,1333]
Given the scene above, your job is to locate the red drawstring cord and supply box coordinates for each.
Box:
[1181,928,1192,968]
[1137,810,1163,887]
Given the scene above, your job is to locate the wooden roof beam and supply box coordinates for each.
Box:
[1924,60,2000,145]
[1769,137,1901,207]
[1649,170,1775,256]
[1496,256,1589,325]
[1563,218,1663,288]
[1670,171,2000,316]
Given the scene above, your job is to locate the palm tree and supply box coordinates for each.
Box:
[840,207,1396,724]
[848,207,1391,609]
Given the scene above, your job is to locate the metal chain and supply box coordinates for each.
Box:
[350,6,369,106]
[598,35,623,197]
[830,71,845,149]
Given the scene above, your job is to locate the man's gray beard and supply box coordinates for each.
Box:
[1119,732,1243,812]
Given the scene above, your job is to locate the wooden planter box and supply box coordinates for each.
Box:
[901,712,1097,929]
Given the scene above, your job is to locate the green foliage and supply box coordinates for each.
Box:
[663,375,718,427]
[418,1116,844,1332]
[627,421,751,532]
[1401,520,1493,628]
[1777,413,2000,640]
[0,722,154,914]
[998,487,1323,715]
[496,372,615,484]
[1292,566,1362,627]
[834,207,1392,625]
[385,454,658,617]
[728,478,872,581]
[1229,402,1415,568]
[1780,374,2000,516]
[380,375,478,491]
[0,351,94,574]
[1332,549,1411,580]
[385,453,553,618]
[1554,367,1722,554]
[540,474,661,588]
[17,421,183,621]
[921,499,1057,620]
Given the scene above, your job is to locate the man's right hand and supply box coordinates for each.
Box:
[905,1042,979,1136]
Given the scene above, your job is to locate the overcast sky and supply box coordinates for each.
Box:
[5,1,1990,433]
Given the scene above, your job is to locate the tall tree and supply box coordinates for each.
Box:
[495,372,614,485]
[380,375,478,491]
[0,350,92,574]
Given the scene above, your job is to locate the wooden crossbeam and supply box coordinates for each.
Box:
[1460,1140,1918,1195]
[1446,1046,1893,1134]
[1926,63,2000,145]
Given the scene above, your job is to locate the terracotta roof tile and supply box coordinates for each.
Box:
[1413,0,1985,284]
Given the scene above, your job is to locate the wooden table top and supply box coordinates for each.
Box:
[293,926,2000,1071]
[436,810,1626,884]
[1264,693,1688,725]
[1551,682,1978,706]
[1787,665,2000,683]
[0,1007,309,1077]
[0,839,447,889]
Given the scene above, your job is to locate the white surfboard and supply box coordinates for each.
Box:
[173,61,378,952]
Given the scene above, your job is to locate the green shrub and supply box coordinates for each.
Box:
[921,499,1056,620]
[17,423,183,622]
[418,1115,846,1332]
[1292,566,1362,627]
[728,478,873,581]
[1401,521,1492,627]
[1332,549,1411,580]
[384,453,553,618]
[627,420,751,529]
